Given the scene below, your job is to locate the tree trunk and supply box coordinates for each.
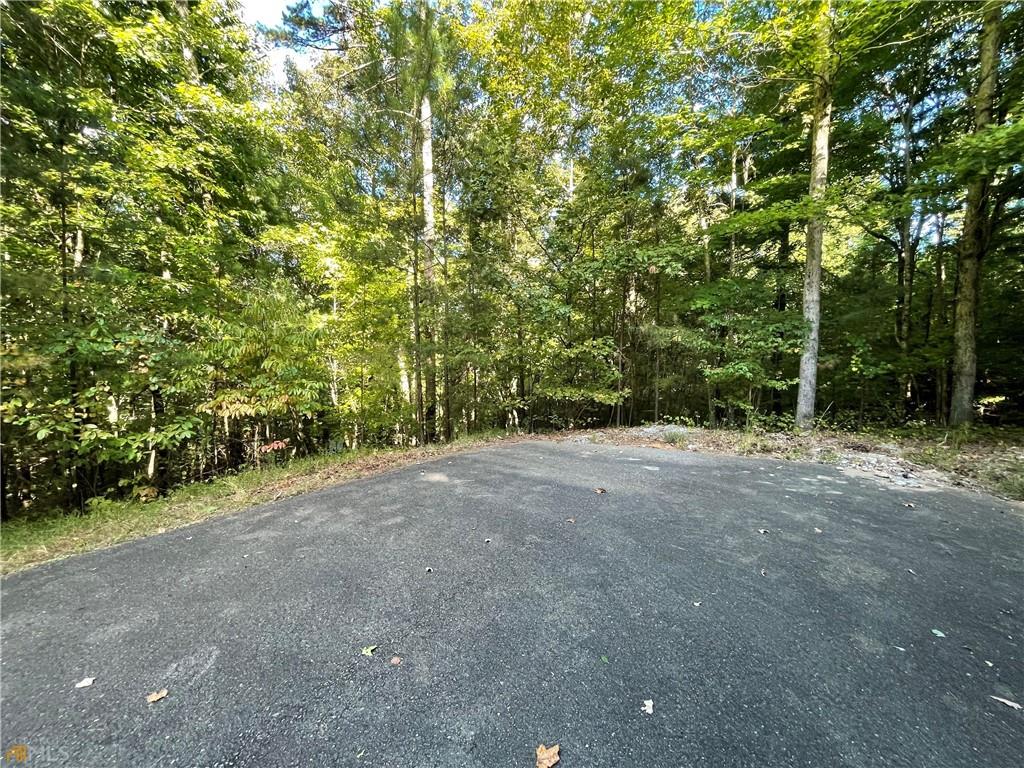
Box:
[950,2,1000,426]
[729,144,738,269]
[440,191,454,442]
[410,218,425,445]
[795,0,833,430]
[700,212,715,426]
[772,225,790,417]
[933,214,949,423]
[896,216,918,414]
[147,387,167,492]
[653,271,661,423]
[420,92,438,442]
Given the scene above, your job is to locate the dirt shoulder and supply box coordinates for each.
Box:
[548,425,1024,502]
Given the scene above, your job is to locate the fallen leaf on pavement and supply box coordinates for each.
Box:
[361,645,378,656]
[989,696,1022,710]
[931,629,946,638]
[641,699,654,714]
[75,677,95,688]
[536,743,560,768]
[146,688,168,704]
[390,656,402,666]
[594,487,606,494]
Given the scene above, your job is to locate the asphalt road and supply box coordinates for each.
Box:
[2,440,1022,767]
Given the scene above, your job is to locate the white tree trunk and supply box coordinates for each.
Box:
[420,92,438,442]
[795,1,833,430]
[421,92,436,282]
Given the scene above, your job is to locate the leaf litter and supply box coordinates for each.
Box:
[536,743,560,768]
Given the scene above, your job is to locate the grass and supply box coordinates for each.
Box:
[902,439,1024,500]
[1,431,513,575]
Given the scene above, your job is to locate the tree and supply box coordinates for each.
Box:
[950,1,1002,426]
[2,0,280,511]
[795,0,835,429]
[4,0,1024,518]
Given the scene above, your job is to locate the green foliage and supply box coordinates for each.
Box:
[3,0,1023,518]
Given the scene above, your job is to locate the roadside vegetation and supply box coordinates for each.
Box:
[1,433,511,574]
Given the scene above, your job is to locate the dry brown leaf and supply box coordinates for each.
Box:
[594,487,606,494]
[146,688,168,704]
[536,743,560,768]
[390,656,402,666]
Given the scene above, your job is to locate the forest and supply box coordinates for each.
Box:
[2,0,1022,518]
